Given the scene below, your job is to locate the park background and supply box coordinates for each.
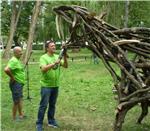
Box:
[1,1,150,131]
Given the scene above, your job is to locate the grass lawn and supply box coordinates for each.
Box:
[1,49,150,131]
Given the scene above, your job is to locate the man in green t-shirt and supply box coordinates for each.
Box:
[36,40,68,131]
[4,46,26,121]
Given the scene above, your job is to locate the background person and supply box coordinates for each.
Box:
[36,40,68,131]
[4,46,26,121]
[92,52,99,64]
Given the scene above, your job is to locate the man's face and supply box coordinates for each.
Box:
[47,42,56,53]
[14,48,22,59]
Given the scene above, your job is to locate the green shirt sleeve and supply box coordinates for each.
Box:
[40,56,48,67]
[8,58,18,70]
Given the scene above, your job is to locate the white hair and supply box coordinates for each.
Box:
[13,46,22,53]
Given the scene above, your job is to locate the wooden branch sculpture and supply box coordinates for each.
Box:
[53,5,150,131]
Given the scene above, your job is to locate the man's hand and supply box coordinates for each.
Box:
[4,66,16,83]
[10,77,16,83]
[54,59,61,65]
[52,59,61,70]
[61,46,69,58]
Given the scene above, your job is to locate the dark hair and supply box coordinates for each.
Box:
[45,40,55,48]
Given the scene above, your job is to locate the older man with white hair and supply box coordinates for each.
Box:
[4,46,26,121]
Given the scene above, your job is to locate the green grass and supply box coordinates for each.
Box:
[1,50,150,131]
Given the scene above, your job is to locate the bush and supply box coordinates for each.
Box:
[32,44,61,50]
[32,44,43,50]
[55,44,61,49]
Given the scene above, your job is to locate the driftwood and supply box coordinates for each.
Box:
[53,5,150,131]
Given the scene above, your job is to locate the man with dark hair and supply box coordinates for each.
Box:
[36,40,68,131]
[4,46,26,121]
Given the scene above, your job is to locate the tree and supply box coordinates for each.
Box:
[2,1,150,49]
[2,1,23,59]
[14,2,35,46]
[1,1,11,37]
[124,0,129,28]
[23,1,42,64]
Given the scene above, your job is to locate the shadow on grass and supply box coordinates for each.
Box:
[43,122,82,131]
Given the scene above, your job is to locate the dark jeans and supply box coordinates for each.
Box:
[36,87,59,125]
[9,81,23,103]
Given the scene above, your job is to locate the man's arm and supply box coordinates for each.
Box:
[61,53,68,68]
[4,66,15,82]
[41,59,61,72]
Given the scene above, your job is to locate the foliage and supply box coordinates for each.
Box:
[1,1,150,46]
[32,44,43,50]
[128,1,150,27]
[1,1,35,45]
[16,1,35,41]
[1,1,11,37]
[106,1,125,27]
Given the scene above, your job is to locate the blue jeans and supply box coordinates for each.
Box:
[36,87,59,125]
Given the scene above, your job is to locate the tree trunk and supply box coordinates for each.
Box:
[2,1,23,59]
[124,0,129,28]
[23,1,42,64]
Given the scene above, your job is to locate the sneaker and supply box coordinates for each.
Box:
[36,124,43,131]
[48,120,59,128]
[13,117,22,122]
[19,115,27,120]
[13,115,27,122]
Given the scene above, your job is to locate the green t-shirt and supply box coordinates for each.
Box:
[7,56,25,84]
[40,53,63,87]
